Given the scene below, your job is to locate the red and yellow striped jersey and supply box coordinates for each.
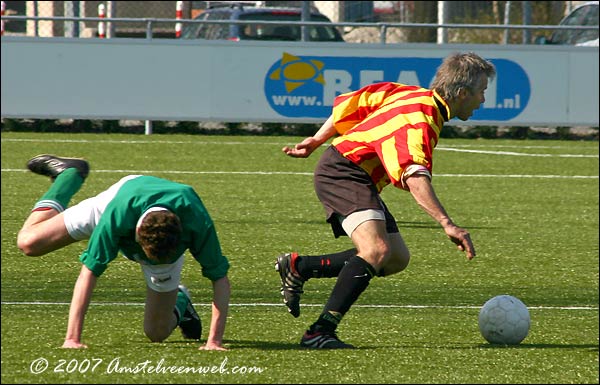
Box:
[331,82,450,192]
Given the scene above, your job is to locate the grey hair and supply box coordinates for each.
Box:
[430,52,496,101]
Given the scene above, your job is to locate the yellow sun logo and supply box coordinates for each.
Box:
[269,52,325,93]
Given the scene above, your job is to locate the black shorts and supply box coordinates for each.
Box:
[314,146,399,238]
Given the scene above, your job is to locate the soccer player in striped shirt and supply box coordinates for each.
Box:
[276,52,495,349]
[17,155,231,350]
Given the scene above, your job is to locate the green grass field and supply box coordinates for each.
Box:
[1,132,598,384]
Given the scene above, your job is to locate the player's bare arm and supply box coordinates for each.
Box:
[404,174,476,259]
[282,114,337,158]
[200,276,231,351]
[62,265,97,349]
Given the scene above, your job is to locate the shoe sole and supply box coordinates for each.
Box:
[300,337,355,349]
[275,254,301,318]
[27,154,90,180]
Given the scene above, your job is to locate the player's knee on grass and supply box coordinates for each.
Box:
[144,318,176,342]
[144,326,172,343]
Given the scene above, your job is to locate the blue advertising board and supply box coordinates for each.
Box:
[264,52,531,123]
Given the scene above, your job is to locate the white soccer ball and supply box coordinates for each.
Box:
[478,294,530,345]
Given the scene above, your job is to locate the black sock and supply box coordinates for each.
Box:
[311,255,376,332]
[295,248,356,280]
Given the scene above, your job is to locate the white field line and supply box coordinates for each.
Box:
[1,169,597,179]
[0,301,597,311]
[436,147,598,158]
[1,137,598,157]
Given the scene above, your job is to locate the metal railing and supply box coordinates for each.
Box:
[2,14,598,44]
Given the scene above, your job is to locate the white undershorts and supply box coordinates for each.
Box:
[338,209,386,237]
[140,254,185,292]
[63,175,142,240]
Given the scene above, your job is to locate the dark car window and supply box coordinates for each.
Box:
[238,13,342,42]
[182,11,231,39]
[181,13,207,39]
[181,7,344,42]
[205,12,231,40]
[550,3,599,45]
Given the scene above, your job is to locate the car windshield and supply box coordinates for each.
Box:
[180,12,228,40]
[239,13,342,41]
[550,3,599,45]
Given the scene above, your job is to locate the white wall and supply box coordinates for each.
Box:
[1,36,598,126]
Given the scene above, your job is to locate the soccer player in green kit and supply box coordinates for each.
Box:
[17,155,231,351]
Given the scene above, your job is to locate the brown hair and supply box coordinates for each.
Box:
[430,52,496,101]
[137,210,182,263]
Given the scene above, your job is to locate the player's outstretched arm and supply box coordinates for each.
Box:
[404,174,476,260]
[282,114,337,158]
[62,265,97,349]
[199,276,230,351]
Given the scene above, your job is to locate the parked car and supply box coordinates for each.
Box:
[181,4,344,42]
[535,1,598,46]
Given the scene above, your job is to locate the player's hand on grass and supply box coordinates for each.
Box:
[62,339,87,349]
[444,225,476,260]
[199,342,228,351]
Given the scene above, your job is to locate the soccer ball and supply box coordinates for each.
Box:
[478,294,530,345]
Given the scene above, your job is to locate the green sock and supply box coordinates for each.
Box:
[174,290,188,325]
[33,168,84,212]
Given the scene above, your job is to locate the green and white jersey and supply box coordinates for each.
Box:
[78,175,229,281]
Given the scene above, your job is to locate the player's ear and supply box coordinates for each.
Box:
[458,86,471,99]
